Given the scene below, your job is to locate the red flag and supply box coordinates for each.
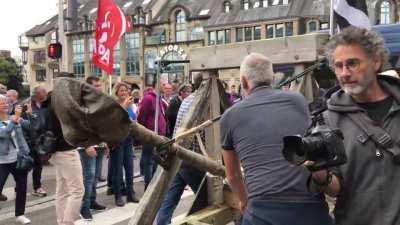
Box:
[92,0,131,74]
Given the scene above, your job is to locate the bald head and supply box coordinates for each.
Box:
[32,86,48,103]
[240,53,273,91]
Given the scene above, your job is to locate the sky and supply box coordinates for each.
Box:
[0,0,58,58]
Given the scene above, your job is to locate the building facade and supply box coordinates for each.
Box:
[21,0,400,92]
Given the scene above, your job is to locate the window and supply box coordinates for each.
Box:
[253,0,261,8]
[243,0,250,10]
[275,23,284,37]
[208,31,216,45]
[254,26,261,40]
[176,10,187,42]
[283,0,289,4]
[266,24,274,38]
[225,29,231,43]
[34,50,46,64]
[72,39,85,78]
[263,0,268,7]
[308,21,318,33]
[89,39,102,76]
[113,41,120,75]
[236,28,244,42]
[217,30,224,44]
[224,1,231,13]
[126,33,140,75]
[320,22,329,30]
[245,27,252,41]
[380,1,390,24]
[272,0,280,5]
[285,22,293,36]
[35,69,46,81]
[191,27,204,40]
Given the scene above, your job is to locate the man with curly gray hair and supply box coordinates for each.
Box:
[311,26,400,225]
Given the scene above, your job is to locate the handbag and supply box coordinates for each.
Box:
[16,153,34,171]
[36,131,57,155]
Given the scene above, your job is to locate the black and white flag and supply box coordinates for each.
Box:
[333,0,371,30]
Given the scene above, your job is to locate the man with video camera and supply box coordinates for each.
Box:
[311,26,400,225]
[220,53,332,225]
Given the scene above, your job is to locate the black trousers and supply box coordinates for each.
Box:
[31,152,43,190]
[0,162,28,216]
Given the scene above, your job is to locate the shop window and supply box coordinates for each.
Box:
[275,23,284,37]
[285,22,293,36]
[208,31,216,45]
[245,27,252,41]
[217,30,224,44]
[254,26,261,40]
[225,29,231,43]
[266,24,274,39]
[236,28,244,42]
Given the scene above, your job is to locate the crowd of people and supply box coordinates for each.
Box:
[1,25,400,225]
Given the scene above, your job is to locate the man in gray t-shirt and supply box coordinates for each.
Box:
[220,53,331,225]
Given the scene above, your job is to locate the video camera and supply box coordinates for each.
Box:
[282,100,347,171]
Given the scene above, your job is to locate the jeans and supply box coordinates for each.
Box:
[79,150,96,210]
[241,196,333,225]
[31,151,43,190]
[110,137,135,199]
[156,165,205,225]
[140,144,157,189]
[0,162,28,216]
[95,149,105,182]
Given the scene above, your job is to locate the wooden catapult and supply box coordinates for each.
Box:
[128,72,240,225]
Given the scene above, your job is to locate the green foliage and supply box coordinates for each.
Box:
[0,57,24,95]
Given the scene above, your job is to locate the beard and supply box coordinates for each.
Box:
[340,71,375,96]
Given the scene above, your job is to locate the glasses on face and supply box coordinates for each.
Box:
[333,58,361,74]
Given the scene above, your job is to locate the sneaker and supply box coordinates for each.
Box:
[80,207,93,221]
[90,201,106,211]
[32,187,47,197]
[16,215,31,224]
[0,193,7,201]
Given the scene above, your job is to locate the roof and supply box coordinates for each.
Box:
[204,0,330,28]
[24,0,331,36]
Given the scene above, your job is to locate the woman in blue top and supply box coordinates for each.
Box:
[109,82,139,207]
[0,94,31,224]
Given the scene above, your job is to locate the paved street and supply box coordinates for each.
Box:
[0,151,195,225]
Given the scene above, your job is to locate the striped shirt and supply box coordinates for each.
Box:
[172,94,203,153]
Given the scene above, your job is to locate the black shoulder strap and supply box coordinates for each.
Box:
[346,112,400,156]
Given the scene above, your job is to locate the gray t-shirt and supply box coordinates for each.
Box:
[220,86,313,200]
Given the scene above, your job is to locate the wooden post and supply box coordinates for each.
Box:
[205,73,224,206]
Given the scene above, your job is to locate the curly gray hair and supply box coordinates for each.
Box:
[325,26,389,72]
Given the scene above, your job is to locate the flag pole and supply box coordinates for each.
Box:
[109,75,112,95]
[330,0,335,36]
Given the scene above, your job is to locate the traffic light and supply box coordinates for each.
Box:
[48,42,62,59]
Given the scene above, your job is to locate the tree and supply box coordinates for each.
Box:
[0,57,24,93]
